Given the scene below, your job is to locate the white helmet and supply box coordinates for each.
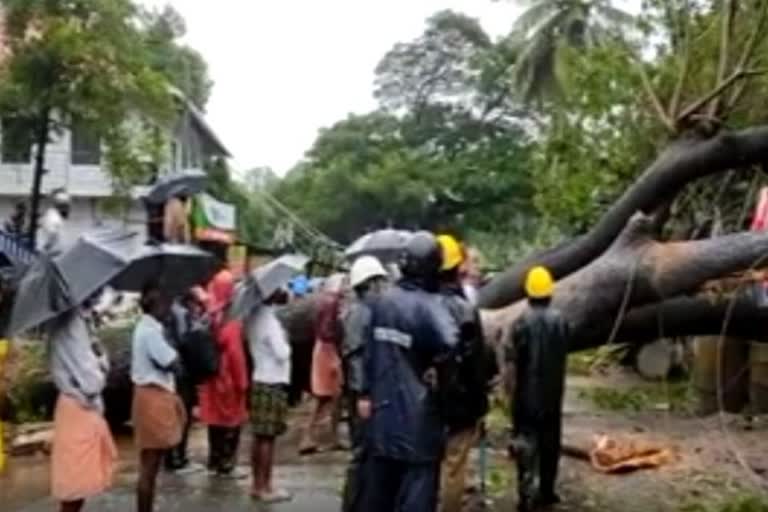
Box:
[350,256,387,289]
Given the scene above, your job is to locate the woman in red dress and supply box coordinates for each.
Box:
[199,267,249,477]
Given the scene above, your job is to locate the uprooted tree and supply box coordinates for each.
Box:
[479,0,768,352]
[480,125,768,350]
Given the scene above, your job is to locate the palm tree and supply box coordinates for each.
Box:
[509,0,635,103]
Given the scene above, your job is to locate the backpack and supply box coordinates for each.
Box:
[177,318,220,384]
[436,299,499,430]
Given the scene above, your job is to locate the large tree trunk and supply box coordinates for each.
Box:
[479,126,768,309]
[481,213,768,350]
[27,107,51,250]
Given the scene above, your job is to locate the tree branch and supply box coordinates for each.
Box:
[726,2,768,113]
[636,58,676,133]
[707,0,736,119]
[676,68,767,124]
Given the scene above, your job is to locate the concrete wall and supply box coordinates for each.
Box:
[0,195,147,249]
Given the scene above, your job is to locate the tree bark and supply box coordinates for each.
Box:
[480,213,768,350]
[27,107,51,250]
[576,294,768,351]
[479,126,768,309]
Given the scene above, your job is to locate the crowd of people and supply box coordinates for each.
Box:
[37,228,570,512]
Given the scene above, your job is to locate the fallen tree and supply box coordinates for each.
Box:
[481,211,768,351]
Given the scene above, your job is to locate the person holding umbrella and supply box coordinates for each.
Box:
[246,286,293,503]
[48,297,117,512]
[131,285,186,512]
[357,232,458,512]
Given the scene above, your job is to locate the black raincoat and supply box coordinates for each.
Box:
[509,302,570,510]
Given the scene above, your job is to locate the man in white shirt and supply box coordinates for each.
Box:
[39,189,71,255]
[130,287,185,512]
[246,291,293,504]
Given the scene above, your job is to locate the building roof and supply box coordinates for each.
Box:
[169,87,231,158]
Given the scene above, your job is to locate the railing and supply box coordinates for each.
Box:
[0,229,36,266]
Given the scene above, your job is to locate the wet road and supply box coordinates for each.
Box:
[2,423,346,512]
[11,466,344,511]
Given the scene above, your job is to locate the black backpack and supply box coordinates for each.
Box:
[436,301,499,430]
[177,318,220,384]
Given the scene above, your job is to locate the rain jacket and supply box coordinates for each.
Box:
[341,296,371,393]
[510,303,570,424]
[198,270,249,427]
[437,283,498,431]
[363,280,458,463]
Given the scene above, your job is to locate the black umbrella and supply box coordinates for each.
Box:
[144,168,208,205]
[6,230,140,336]
[110,243,216,294]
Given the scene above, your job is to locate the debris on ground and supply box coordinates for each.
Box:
[589,434,678,474]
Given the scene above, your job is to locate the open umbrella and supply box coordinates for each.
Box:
[110,243,216,294]
[344,229,412,263]
[144,168,208,205]
[6,230,140,336]
[229,253,309,319]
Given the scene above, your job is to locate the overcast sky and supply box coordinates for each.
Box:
[139,1,523,175]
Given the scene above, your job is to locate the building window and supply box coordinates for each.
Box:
[71,122,101,165]
[1,117,32,164]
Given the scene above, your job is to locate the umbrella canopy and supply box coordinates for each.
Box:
[6,230,140,336]
[229,254,309,320]
[110,243,216,294]
[145,168,208,205]
[344,229,412,263]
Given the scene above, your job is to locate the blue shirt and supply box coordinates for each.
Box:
[131,314,178,392]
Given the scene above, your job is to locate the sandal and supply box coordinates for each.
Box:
[253,489,293,503]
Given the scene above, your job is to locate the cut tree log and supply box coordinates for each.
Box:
[479,126,768,309]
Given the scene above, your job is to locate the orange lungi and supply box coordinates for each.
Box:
[51,394,117,502]
[311,341,343,398]
[132,385,186,450]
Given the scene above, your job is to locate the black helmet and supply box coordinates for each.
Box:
[399,231,442,289]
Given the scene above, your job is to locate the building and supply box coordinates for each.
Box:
[0,10,230,249]
[0,93,230,249]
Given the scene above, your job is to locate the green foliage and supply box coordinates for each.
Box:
[139,5,213,109]
[578,381,691,412]
[273,13,535,250]
[530,44,664,234]
[6,344,50,423]
[0,0,174,192]
[205,158,274,247]
[506,0,636,103]
[681,494,768,512]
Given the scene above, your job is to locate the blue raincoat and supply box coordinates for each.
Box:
[357,280,457,512]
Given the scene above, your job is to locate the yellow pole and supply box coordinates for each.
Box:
[0,338,8,473]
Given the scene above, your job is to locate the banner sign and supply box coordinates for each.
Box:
[193,193,236,244]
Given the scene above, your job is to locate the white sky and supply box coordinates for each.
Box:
[139,1,523,175]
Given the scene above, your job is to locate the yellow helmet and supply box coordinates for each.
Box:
[524,266,554,299]
[437,234,464,271]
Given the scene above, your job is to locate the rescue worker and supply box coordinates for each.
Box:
[435,235,498,512]
[508,266,570,512]
[340,255,388,511]
[358,231,458,512]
